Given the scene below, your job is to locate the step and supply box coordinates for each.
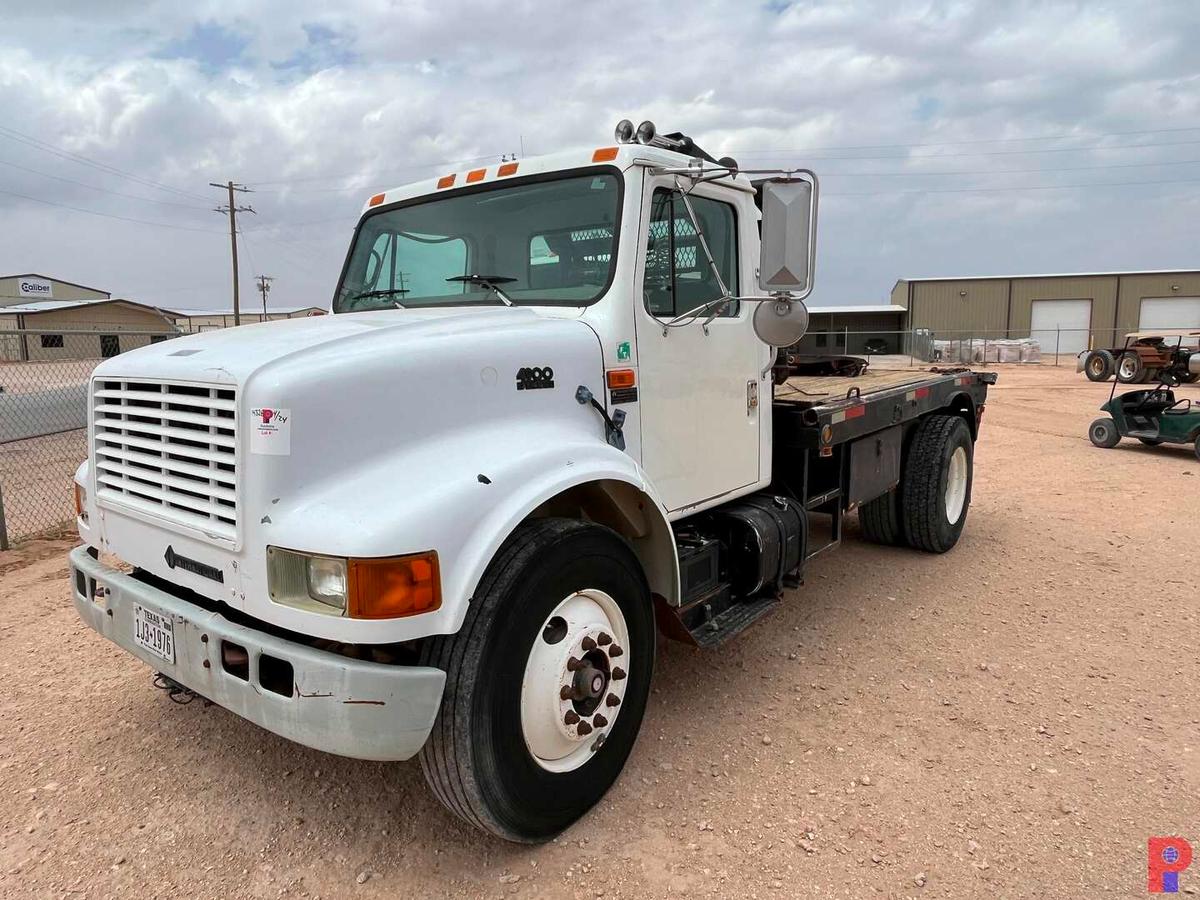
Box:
[689,596,780,649]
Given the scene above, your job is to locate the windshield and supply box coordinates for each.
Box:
[335,171,621,312]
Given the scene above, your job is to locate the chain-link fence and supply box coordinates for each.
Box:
[795,326,1199,369]
[0,327,179,547]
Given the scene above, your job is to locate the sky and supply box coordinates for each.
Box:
[0,0,1197,312]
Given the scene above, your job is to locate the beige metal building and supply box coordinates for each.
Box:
[170,306,325,332]
[891,270,1200,356]
[0,274,178,361]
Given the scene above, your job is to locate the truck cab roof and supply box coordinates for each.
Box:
[359,143,756,215]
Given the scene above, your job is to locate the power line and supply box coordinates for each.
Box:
[249,152,505,188]
[0,124,210,202]
[724,124,1200,154]
[817,158,1200,178]
[825,174,1200,196]
[0,156,212,209]
[732,138,1200,160]
[0,186,226,232]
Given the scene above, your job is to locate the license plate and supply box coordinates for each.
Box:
[133,604,175,664]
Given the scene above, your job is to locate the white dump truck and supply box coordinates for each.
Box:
[70,121,993,842]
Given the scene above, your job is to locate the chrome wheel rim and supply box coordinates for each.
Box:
[945,446,968,524]
[520,589,630,773]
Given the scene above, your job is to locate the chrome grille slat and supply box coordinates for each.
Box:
[92,378,238,542]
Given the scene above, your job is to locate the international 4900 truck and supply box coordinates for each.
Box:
[70,121,993,842]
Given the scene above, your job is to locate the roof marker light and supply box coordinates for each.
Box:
[367,193,386,207]
[437,174,456,189]
[592,147,619,163]
[497,162,519,177]
[466,168,487,183]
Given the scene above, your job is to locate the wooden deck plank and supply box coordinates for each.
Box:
[775,369,938,404]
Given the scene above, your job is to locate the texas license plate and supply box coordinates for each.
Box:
[133,604,175,664]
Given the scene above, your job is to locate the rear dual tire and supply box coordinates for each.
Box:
[859,414,974,554]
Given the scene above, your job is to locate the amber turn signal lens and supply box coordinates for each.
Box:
[592,147,619,162]
[606,368,636,389]
[74,482,85,517]
[348,552,441,619]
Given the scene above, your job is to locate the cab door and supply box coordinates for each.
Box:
[632,177,767,514]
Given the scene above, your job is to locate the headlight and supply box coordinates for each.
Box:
[267,547,441,619]
[267,548,347,615]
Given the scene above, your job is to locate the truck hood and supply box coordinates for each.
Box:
[96,306,581,384]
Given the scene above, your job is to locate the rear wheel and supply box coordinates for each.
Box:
[419,518,654,843]
[858,487,904,545]
[1084,350,1115,382]
[1117,352,1146,384]
[901,415,974,553]
[1089,417,1121,448]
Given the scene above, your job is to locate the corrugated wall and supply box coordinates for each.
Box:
[1010,276,1116,343]
[908,279,1010,335]
[0,276,110,305]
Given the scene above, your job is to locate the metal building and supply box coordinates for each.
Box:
[891,270,1200,356]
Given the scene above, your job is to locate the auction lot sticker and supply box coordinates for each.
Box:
[250,407,291,455]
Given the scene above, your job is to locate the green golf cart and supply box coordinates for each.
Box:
[1089,387,1200,460]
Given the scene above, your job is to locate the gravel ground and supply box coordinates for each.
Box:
[1,365,1198,899]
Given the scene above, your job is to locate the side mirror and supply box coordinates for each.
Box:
[758,174,817,297]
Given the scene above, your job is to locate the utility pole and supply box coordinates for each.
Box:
[210,181,255,326]
[255,274,274,317]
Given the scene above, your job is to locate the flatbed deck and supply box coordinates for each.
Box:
[775,369,938,407]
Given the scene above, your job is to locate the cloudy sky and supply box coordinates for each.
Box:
[0,0,1197,311]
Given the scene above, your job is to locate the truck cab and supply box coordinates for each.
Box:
[70,124,989,842]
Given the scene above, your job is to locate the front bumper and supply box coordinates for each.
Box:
[70,546,446,761]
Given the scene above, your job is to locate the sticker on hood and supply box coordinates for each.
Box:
[250,407,291,455]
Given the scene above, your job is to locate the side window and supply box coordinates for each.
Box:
[643,189,739,318]
[363,231,468,299]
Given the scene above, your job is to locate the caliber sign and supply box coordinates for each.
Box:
[18,277,53,298]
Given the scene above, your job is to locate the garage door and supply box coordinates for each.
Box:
[1139,297,1200,332]
[1030,299,1092,356]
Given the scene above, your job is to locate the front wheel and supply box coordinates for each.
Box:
[419,518,654,842]
[1089,417,1121,448]
[901,415,974,553]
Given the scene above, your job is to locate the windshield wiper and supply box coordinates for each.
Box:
[349,287,409,308]
[446,274,517,307]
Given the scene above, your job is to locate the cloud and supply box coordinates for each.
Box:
[0,0,1196,308]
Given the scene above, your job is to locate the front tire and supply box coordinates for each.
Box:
[1089,417,1121,448]
[419,518,654,842]
[1084,350,1115,382]
[901,415,974,553]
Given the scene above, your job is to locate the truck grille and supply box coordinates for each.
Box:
[92,379,238,542]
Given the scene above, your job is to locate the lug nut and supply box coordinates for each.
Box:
[597,632,612,646]
[612,667,626,681]
[581,636,597,651]
[560,685,574,701]
[593,713,608,728]
[609,644,624,658]
[606,693,621,707]
[564,710,580,725]
[566,656,583,671]
[576,720,593,736]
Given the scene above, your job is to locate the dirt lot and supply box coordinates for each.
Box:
[1,365,1197,899]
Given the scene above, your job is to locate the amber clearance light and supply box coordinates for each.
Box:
[348,551,441,619]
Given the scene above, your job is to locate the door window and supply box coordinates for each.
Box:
[644,189,738,318]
